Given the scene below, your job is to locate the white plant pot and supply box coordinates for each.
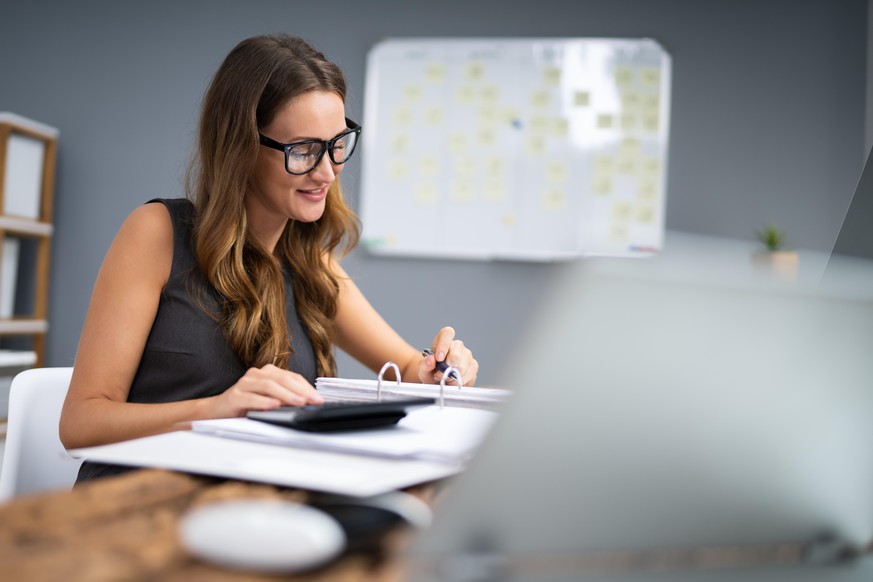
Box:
[751,250,799,279]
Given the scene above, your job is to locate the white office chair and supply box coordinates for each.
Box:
[0,367,82,501]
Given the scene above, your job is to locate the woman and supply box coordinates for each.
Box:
[60,34,478,481]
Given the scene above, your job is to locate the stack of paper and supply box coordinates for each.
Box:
[315,377,511,411]
[72,380,510,497]
[192,405,498,465]
[71,431,463,497]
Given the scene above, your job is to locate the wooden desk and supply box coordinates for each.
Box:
[0,469,422,581]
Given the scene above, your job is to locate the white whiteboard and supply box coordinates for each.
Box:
[359,38,671,261]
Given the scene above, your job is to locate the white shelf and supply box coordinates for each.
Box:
[0,349,36,368]
[0,320,48,334]
[0,216,53,236]
[0,112,59,139]
[0,113,57,367]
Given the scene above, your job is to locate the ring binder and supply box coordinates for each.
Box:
[376,361,401,402]
[316,371,509,412]
[438,366,463,409]
[376,361,463,408]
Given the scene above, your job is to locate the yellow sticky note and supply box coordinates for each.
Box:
[414,182,438,204]
[613,202,632,222]
[526,135,546,156]
[456,156,476,176]
[480,85,499,103]
[452,180,474,202]
[641,93,660,116]
[636,204,656,223]
[425,62,445,83]
[620,138,641,157]
[546,161,568,183]
[418,155,439,177]
[620,113,637,131]
[638,179,658,199]
[478,128,496,146]
[465,62,485,82]
[392,108,412,126]
[387,160,407,181]
[484,180,505,201]
[642,113,660,133]
[455,85,474,105]
[574,91,590,107]
[617,157,636,175]
[485,157,505,175]
[531,90,549,109]
[404,85,422,102]
[424,107,444,126]
[621,92,641,113]
[542,188,565,211]
[502,214,516,226]
[501,107,520,125]
[641,157,661,179]
[615,66,634,88]
[597,114,613,129]
[610,224,629,242]
[478,107,497,128]
[390,134,409,152]
[592,176,612,196]
[447,132,467,152]
[543,66,561,86]
[640,67,661,89]
[530,115,549,133]
[594,154,615,175]
[551,117,570,137]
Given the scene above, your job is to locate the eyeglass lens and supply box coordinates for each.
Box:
[286,130,358,174]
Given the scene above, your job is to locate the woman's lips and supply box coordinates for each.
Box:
[298,186,328,202]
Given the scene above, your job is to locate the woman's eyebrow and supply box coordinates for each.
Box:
[283,126,350,144]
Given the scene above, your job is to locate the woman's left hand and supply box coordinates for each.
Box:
[418,326,479,386]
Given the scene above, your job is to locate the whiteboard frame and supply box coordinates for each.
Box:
[359,37,671,262]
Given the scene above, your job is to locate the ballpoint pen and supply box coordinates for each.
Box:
[421,348,460,382]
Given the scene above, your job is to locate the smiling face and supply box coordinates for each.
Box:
[247,90,348,243]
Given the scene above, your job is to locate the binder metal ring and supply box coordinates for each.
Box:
[376,361,401,402]
[438,366,463,409]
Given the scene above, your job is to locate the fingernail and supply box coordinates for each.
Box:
[437,351,446,361]
[433,374,440,382]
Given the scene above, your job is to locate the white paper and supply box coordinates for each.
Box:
[71,431,465,497]
[192,405,499,464]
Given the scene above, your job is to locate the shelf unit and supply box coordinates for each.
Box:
[0,112,58,368]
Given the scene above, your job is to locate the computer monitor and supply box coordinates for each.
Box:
[830,147,873,261]
[408,234,873,581]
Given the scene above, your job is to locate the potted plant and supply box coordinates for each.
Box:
[752,225,798,278]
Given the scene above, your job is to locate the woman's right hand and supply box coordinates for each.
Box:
[204,364,324,419]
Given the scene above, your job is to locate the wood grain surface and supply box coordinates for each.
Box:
[0,469,414,581]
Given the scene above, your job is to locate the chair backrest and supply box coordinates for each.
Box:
[0,367,81,501]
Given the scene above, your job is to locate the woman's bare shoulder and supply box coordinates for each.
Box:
[103,202,174,285]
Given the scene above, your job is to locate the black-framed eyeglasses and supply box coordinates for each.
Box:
[258,118,362,175]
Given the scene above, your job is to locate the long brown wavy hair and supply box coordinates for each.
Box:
[186,34,360,377]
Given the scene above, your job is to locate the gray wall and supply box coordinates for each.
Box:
[0,0,866,385]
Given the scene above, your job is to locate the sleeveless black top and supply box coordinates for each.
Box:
[76,198,317,482]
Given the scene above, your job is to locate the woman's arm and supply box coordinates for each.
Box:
[330,261,478,385]
[59,204,321,449]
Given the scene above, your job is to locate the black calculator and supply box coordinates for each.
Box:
[246,397,436,432]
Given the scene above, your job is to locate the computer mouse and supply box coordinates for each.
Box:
[316,490,433,530]
[311,490,433,553]
[178,499,346,573]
